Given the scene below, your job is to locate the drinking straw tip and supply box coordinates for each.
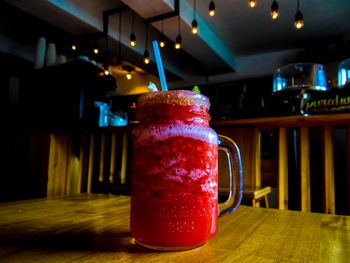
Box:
[152,40,168,91]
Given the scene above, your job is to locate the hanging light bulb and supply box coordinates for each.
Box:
[248,0,256,8]
[159,20,165,48]
[295,11,303,29]
[175,35,182,49]
[209,1,215,16]
[294,0,304,29]
[175,15,182,49]
[144,49,150,64]
[71,45,77,51]
[159,33,165,48]
[130,11,136,47]
[93,48,99,54]
[130,33,136,47]
[104,64,110,75]
[271,0,279,20]
[103,34,109,76]
[144,25,150,64]
[192,0,198,34]
[192,19,198,34]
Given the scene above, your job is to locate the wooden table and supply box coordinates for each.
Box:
[0,194,349,262]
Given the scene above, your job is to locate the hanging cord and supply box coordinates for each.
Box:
[194,0,196,19]
[145,24,149,49]
[131,10,135,33]
[118,11,122,63]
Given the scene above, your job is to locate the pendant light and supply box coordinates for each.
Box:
[271,0,279,20]
[192,0,198,34]
[248,0,256,8]
[130,11,136,47]
[159,20,165,48]
[294,0,304,29]
[209,1,215,16]
[144,49,150,64]
[93,40,99,55]
[103,35,109,75]
[71,40,78,52]
[123,65,133,80]
[103,33,109,75]
[175,15,182,49]
[144,25,150,64]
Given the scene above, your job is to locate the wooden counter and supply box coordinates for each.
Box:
[211,113,350,214]
[0,194,349,262]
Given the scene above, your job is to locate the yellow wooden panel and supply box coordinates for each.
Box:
[120,132,128,184]
[299,127,311,212]
[65,135,83,195]
[98,134,106,183]
[47,134,69,197]
[87,134,95,194]
[323,126,335,214]
[278,127,288,210]
[77,134,85,193]
[253,128,261,187]
[46,134,56,197]
[109,133,117,184]
[347,126,350,215]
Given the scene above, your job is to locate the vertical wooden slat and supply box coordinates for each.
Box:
[40,134,51,196]
[66,135,83,195]
[77,134,85,193]
[87,134,95,194]
[109,133,117,184]
[323,126,335,214]
[347,127,350,215]
[278,127,288,210]
[98,133,106,183]
[252,128,261,207]
[299,127,311,212]
[120,132,128,184]
[66,136,75,195]
[47,134,56,197]
[253,128,261,187]
[47,134,69,197]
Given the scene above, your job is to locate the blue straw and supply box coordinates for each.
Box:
[152,40,168,91]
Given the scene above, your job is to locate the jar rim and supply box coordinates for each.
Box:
[137,90,210,108]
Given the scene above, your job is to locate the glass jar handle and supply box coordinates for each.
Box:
[218,135,243,216]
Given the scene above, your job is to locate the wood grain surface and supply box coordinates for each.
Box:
[0,194,349,262]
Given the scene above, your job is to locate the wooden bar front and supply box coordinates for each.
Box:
[211,113,350,214]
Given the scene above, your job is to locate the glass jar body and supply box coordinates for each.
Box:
[130,91,218,250]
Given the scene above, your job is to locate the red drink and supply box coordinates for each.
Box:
[130,90,219,250]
